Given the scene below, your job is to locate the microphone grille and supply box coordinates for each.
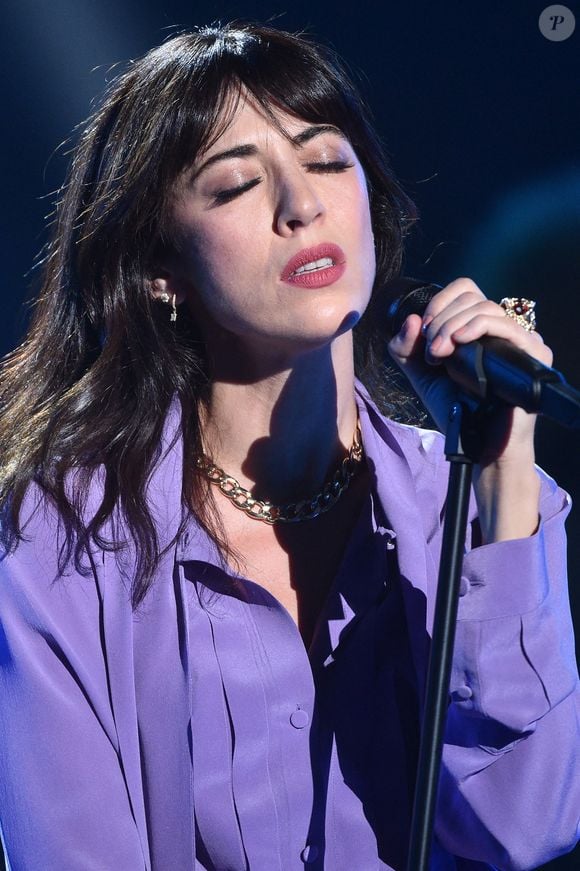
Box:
[385,279,443,338]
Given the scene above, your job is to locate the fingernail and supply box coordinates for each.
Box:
[429,335,443,353]
[421,317,433,335]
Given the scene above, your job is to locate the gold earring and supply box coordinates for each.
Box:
[158,292,178,324]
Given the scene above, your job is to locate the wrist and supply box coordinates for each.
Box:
[473,458,540,544]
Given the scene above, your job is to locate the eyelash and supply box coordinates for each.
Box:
[212,160,355,205]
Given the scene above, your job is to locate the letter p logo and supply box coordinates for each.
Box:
[539,5,576,41]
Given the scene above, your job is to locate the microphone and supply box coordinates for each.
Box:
[384,277,580,428]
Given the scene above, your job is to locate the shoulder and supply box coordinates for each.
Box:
[354,377,446,481]
[354,377,452,543]
[1,395,185,568]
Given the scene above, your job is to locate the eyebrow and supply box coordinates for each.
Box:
[191,124,348,181]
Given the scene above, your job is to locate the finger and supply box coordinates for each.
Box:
[387,313,424,365]
[422,278,486,327]
[424,299,501,353]
[450,313,553,366]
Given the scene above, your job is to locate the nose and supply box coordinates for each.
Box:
[275,165,325,236]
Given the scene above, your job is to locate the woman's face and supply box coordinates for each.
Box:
[163,93,376,364]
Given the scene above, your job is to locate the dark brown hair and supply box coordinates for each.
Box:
[0,21,419,608]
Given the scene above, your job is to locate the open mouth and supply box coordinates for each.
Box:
[292,257,335,275]
[282,243,346,282]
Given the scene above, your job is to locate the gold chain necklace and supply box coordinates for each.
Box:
[195,416,363,525]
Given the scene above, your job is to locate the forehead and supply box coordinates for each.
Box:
[202,90,338,155]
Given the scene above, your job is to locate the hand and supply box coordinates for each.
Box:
[387,277,552,466]
[387,278,552,541]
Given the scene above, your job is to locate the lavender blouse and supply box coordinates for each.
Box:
[0,380,578,870]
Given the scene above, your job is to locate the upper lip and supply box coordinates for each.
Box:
[281,242,346,281]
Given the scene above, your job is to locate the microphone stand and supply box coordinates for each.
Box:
[406,396,500,871]
[389,277,580,869]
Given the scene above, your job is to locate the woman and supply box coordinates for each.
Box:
[0,21,577,871]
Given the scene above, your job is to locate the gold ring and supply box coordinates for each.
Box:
[499,297,537,332]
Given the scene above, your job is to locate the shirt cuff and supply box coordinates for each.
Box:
[457,467,571,622]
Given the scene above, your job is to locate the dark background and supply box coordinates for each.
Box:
[2,1,579,869]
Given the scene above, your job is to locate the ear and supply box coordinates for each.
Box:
[147,267,187,305]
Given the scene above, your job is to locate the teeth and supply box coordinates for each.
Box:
[292,257,334,275]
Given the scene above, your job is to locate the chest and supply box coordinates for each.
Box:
[233,535,335,647]
[217,464,373,648]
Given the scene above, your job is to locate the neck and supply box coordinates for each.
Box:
[199,332,359,506]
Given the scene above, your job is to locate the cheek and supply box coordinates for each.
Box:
[179,221,250,291]
[354,214,377,308]
[179,224,263,323]
[344,173,374,239]
[351,186,376,273]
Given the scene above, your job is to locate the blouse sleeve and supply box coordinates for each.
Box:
[0,485,148,870]
[434,466,580,869]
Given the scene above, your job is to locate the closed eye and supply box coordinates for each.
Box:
[211,160,355,206]
[212,178,263,204]
[306,160,355,172]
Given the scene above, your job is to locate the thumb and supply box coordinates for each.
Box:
[387,313,424,368]
[387,313,460,434]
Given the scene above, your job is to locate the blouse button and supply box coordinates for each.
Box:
[459,576,470,597]
[452,685,473,701]
[290,708,310,729]
[301,844,319,863]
